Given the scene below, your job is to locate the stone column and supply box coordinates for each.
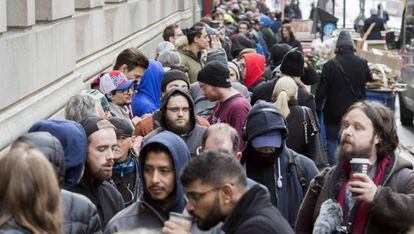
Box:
[35,0,74,21]
[0,0,6,33]
[75,0,104,10]
[6,0,35,27]
[105,0,126,3]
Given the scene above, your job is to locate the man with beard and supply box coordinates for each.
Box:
[104,131,191,233]
[173,151,293,234]
[145,88,206,157]
[241,100,318,228]
[70,116,125,229]
[296,101,414,234]
[99,70,137,120]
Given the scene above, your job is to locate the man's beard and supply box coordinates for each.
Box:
[191,194,226,230]
[166,118,192,135]
[337,137,374,163]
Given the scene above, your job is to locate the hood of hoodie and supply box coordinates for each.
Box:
[139,131,191,215]
[259,15,272,28]
[159,88,196,131]
[19,132,65,187]
[244,53,265,88]
[241,100,288,160]
[135,59,164,107]
[29,119,88,190]
[231,34,256,59]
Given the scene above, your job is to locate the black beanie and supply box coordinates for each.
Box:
[280,50,304,77]
[197,61,232,88]
[161,70,190,92]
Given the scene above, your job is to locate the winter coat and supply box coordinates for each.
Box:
[243,53,265,91]
[296,153,414,234]
[131,60,164,117]
[260,27,277,53]
[179,48,204,83]
[61,190,102,234]
[104,131,191,233]
[281,38,303,53]
[222,185,294,234]
[20,132,102,233]
[29,119,88,190]
[315,50,372,125]
[241,101,319,227]
[285,102,319,163]
[70,177,124,229]
[0,218,31,233]
[363,15,385,40]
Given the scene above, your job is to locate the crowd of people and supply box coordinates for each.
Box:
[1,0,413,233]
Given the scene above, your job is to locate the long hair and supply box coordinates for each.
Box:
[343,101,398,158]
[281,24,296,41]
[272,76,298,118]
[0,144,62,233]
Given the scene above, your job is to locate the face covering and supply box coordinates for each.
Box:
[246,151,277,167]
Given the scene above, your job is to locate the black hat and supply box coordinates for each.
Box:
[197,61,232,88]
[80,116,114,137]
[108,117,134,139]
[161,70,190,92]
[280,50,304,77]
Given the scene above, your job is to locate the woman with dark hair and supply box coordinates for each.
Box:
[280,24,303,53]
[0,144,62,233]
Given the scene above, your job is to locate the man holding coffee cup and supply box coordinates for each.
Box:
[104,131,191,233]
[296,101,414,234]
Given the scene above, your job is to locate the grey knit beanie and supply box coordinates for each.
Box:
[336,30,354,48]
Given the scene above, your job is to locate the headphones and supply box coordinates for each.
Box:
[242,107,283,141]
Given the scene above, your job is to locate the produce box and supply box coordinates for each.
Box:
[358,49,403,73]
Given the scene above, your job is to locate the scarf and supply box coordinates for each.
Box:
[336,155,391,234]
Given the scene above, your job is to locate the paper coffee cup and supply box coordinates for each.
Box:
[169,212,192,231]
[350,158,371,175]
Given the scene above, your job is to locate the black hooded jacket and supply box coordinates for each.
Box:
[19,132,102,234]
[157,88,206,157]
[222,185,294,234]
[241,101,318,227]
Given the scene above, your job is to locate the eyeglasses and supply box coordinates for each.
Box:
[166,107,191,114]
[238,62,246,70]
[120,86,136,95]
[185,186,224,205]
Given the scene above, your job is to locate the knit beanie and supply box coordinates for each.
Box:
[161,69,190,92]
[197,61,232,88]
[206,48,228,65]
[336,30,354,48]
[228,61,240,81]
[280,50,304,77]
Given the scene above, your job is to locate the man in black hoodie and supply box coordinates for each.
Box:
[179,151,294,234]
[145,88,206,157]
[241,100,318,228]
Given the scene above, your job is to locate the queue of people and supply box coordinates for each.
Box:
[0,1,413,234]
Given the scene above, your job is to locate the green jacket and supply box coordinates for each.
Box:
[179,48,205,83]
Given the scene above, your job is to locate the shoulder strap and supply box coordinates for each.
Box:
[289,150,307,193]
[396,168,413,193]
[332,58,363,100]
[303,106,318,133]
[301,106,309,144]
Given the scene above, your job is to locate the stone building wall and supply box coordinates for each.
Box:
[0,0,200,151]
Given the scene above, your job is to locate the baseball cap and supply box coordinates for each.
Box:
[108,117,134,139]
[251,131,282,148]
[99,70,136,94]
[80,116,115,137]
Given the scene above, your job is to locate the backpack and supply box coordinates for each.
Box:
[288,150,309,195]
